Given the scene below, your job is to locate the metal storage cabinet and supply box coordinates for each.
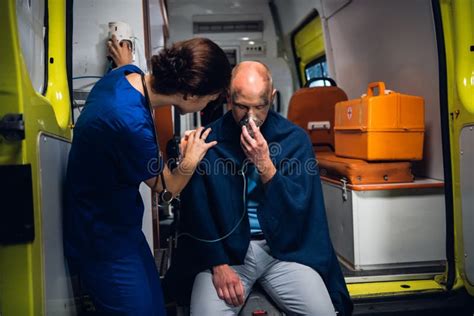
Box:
[322,178,446,271]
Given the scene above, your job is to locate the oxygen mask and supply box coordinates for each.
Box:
[239,115,263,138]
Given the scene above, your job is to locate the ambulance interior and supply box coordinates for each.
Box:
[68,0,453,312]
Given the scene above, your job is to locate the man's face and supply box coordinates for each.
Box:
[228,86,273,129]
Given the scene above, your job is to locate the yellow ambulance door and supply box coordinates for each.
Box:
[440,0,474,296]
[0,0,72,314]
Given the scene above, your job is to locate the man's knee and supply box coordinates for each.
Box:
[293,287,335,316]
[261,262,336,315]
[292,271,335,315]
[190,270,239,316]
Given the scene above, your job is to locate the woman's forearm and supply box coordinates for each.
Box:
[159,157,198,197]
[145,127,216,196]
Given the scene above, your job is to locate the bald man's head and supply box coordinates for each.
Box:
[230,61,273,104]
[228,61,276,126]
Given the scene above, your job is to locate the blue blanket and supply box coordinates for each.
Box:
[164,110,352,315]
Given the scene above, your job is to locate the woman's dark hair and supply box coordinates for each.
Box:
[150,38,231,97]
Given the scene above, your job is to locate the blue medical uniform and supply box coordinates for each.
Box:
[64,65,166,315]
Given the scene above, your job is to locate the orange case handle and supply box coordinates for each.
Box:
[366,82,386,97]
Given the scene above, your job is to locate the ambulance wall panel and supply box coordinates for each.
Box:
[322,0,443,180]
[73,0,146,82]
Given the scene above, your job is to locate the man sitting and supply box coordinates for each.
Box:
[164,61,352,315]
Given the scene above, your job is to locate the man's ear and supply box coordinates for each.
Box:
[182,93,188,101]
[271,88,277,99]
[268,88,277,107]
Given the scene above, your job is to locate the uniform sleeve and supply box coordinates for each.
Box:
[118,117,162,184]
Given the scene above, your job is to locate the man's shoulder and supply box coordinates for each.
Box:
[203,111,235,141]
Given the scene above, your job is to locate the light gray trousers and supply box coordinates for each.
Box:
[190,240,336,316]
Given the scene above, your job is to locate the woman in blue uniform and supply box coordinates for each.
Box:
[64,38,231,315]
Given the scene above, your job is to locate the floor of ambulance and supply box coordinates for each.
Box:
[339,257,445,284]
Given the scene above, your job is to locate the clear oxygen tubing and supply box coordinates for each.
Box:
[176,162,249,243]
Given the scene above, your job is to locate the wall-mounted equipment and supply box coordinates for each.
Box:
[108,21,136,64]
[241,40,266,57]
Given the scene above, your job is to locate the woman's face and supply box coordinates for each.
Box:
[174,93,220,114]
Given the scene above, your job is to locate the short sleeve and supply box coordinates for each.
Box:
[118,117,162,184]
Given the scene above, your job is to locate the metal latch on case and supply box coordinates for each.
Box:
[307,121,331,131]
[340,178,348,201]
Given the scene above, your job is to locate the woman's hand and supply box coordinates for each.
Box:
[107,35,133,67]
[179,130,194,158]
[212,264,245,307]
[180,127,217,171]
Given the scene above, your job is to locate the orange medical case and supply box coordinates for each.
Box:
[316,151,414,185]
[334,82,424,161]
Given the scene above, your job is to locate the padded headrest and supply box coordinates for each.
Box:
[153,105,174,160]
[288,86,347,151]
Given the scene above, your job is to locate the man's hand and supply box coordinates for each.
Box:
[240,119,276,183]
[212,264,245,307]
[107,35,133,67]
